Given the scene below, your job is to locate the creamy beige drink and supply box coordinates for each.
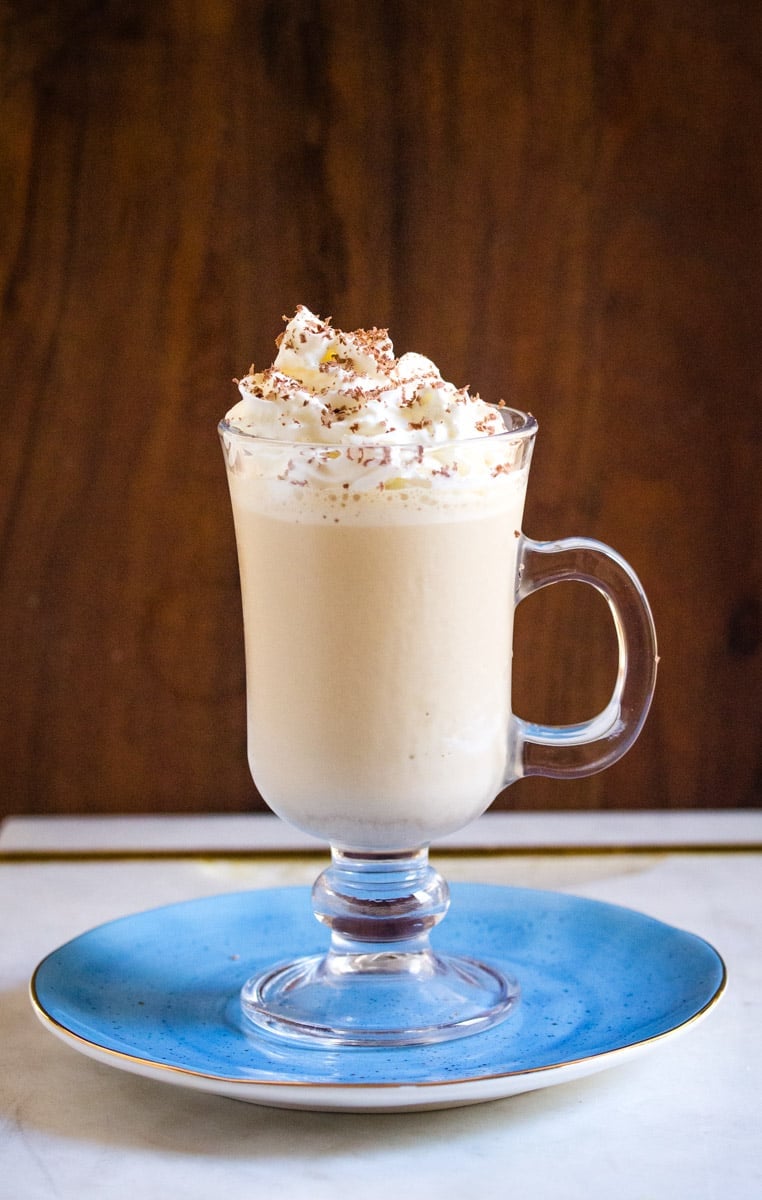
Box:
[219,311,656,1048]
[222,308,533,851]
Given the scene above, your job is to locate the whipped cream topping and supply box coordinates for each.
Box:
[225,306,506,444]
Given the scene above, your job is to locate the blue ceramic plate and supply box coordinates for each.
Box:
[31,884,725,1112]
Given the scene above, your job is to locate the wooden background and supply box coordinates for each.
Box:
[1,0,760,819]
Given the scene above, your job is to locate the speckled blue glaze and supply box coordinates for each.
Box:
[32,884,725,1088]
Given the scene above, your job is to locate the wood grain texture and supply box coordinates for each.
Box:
[1,0,760,816]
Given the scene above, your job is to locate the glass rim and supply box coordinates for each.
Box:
[217,403,538,450]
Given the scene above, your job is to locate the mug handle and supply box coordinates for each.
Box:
[508,536,658,781]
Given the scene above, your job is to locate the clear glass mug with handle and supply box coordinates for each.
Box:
[219,405,657,1047]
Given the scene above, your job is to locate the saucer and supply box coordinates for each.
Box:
[30,884,725,1112]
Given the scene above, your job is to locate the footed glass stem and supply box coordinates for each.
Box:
[240,848,519,1047]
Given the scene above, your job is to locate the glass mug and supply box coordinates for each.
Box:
[219,407,657,1046]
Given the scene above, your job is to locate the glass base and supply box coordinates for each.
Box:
[239,847,520,1047]
[241,948,518,1047]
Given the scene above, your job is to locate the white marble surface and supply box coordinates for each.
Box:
[1,815,760,1199]
[3,809,761,853]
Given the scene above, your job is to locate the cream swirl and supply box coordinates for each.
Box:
[225,306,505,444]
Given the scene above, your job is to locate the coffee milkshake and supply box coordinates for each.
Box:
[221,308,534,851]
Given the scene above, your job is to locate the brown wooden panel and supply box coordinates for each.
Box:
[1,1,760,816]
